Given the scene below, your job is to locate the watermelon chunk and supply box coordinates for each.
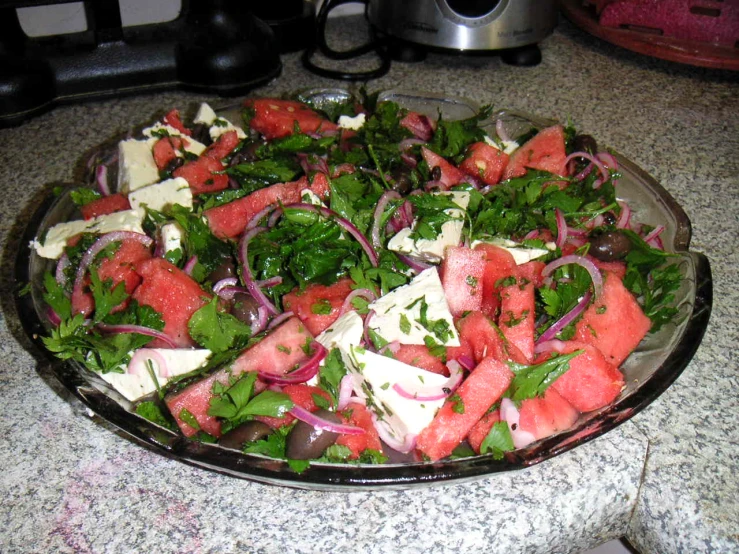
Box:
[80,194,131,220]
[467,410,501,454]
[503,125,568,180]
[165,317,315,437]
[246,99,338,140]
[457,310,528,365]
[459,142,509,186]
[575,271,651,366]
[498,277,536,363]
[421,147,468,190]
[173,156,229,196]
[162,109,192,136]
[204,174,330,239]
[132,258,211,348]
[204,130,240,161]
[394,344,447,375]
[517,388,578,440]
[400,111,435,141]
[473,242,517,317]
[440,246,486,317]
[282,277,355,336]
[256,384,331,429]
[336,402,383,459]
[545,340,625,413]
[152,136,186,171]
[416,357,513,461]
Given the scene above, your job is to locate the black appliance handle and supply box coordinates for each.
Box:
[302,0,391,81]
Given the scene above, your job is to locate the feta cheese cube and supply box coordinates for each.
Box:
[117,138,159,194]
[101,348,211,402]
[346,345,447,442]
[316,311,364,360]
[128,177,193,213]
[484,134,519,155]
[193,103,218,125]
[387,191,470,263]
[471,237,552,265]
[160,222,184,256]
[338,113,366,131]
[195,103,246,141]
[33,209,145,259]
[368,267,459,347]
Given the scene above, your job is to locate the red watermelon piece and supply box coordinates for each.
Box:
[575,271,651,366]
[544,340,625,413]
[336,402,383,459]
[457,311,528,365]
[282,277,355,336]
[204,130,240,161]
[421,147,468,189]
[503,125,568,180]
[416,356,513,461]
[162,109,192,136]
[132,258,211,348]
[459,142,509,186]
[246,98,338,140]
[204,174,330,240]
[165,317,315,437]
[80,194,131,220]
[473,242,518,318]
[517,388,578,440]
[498,277,536,363]
[152,136,186,171]
[173,156,229,196]
[400,111,435,141]
[394,344,447,375]
[467,410,501,454]
[440,246,486,317]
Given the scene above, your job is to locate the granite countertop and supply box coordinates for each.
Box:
[1,15,737,554]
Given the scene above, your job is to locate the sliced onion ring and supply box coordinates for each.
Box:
[96,323,178,348]
[128,348,169,377]
[238,226,279,316]
[371,191,401,249]
[392,360,464,401]
[339,288,377,316]
[370,413,417,453]
[257,341,327,385]
[337,374,354,411]
[74,231,153,292]
[563,151,610,183]
[290,405,364,435]
[616,200,632,230]
[500,398,536,449]
[554,208,567,249]
[543,254,603,299]
[536,291,592,345]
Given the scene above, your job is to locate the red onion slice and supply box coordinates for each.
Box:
[555,208,568,249]
[128,348,170,377]
[213,277,238,295]
[392,360,464,401]
[183,255,198,276]
[371,191,402,249]
[456,354,475,371]
[251,306,270,336]
[597,152,618,170]
[337,374,354,411]
[500,398,536,449]
[290,405,364,435]
[238,226,279,316]
[616,201,632,230]
[543,254,604,299]
[245,203,279,231]
[495,119,511,143]
[258,341,327,385]
[563,151,609,183]
[377,340,401,356]
[370,412,417,453]
[362,310,375,348]
[643,225,665,245]
[339,288,377,316]
[95,165,111,197]
[400,153,418,168]
[536,291,592,344]
[266,310,294,331]
[56,253,71,288]
[396,254,432,274]
[96,323,178,348]
[398,138,426,152]
[534,339,567,355]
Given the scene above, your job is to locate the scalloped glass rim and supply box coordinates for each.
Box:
[15,89,712,490]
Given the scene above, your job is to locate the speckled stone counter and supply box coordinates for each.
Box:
[1,16,736,554]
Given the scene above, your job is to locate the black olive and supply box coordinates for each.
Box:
[219,421,274,450]
[603,211,617,225]
[589,230,632,262]
[286,409,342,460]
[431,165,442,181]
[190,123,212,146]
[229,142,261,166]
[389,165,413,195]
[207,257,237,283]
[163,156,185,175]
[572,134,598,154]
[230,292,261,326]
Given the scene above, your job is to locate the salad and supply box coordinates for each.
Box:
[29,90,682,470]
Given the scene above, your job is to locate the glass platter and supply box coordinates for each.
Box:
[15,89,713,490]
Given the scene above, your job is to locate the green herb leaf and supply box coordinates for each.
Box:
[480,421,514,459]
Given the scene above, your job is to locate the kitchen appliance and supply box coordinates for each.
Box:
[0,0,286,128]
[303,0,559,80]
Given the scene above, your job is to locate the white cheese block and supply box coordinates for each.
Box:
[300,189,324,206]
[128,177,193,213]
[368,267,460,347]
[316,311,364,358]
[193,103,218,125]
[338,113,366,131]
[346,345,447,442]
[32,209,145,259]
[471,237,552,265]
[387,191,469,263]
[160,222,184,255]
[101,348,211,402]
[141,122,206,156]
[117,138,159,194]
[484,134,519,155]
